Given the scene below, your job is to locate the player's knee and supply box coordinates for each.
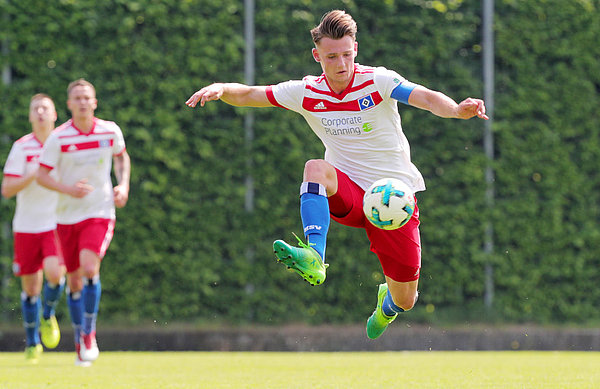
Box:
[303,159,335,191]
[46,271,63,285]
[81,266,97,279]
[22,285,40,297]
[392,291,419,311]
[304,159,328,178]
[79,251,100,279]
[44,265,64,285]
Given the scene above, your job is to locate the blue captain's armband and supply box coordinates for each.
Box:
[391,81,418,105]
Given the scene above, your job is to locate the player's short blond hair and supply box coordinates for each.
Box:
[30,93,54,106]
[67,78,96,96]
[310,10,357,44]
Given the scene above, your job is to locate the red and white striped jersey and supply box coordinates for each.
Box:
[39,118,126,224]
[266,64,425,192]
[3,133,58,233]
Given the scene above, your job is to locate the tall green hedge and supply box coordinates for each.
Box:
[1,0,598,326]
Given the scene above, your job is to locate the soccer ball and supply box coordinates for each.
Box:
[363,178,415,230]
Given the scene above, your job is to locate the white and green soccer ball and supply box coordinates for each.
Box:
[363,178,415,230]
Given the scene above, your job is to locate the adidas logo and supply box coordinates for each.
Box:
[313,101,326,110]
[67,144,78,151]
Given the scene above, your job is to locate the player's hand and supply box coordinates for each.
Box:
[457,98,489,120]
[113,184,129,208]
[69,179,93,198]
[185,83,224,108]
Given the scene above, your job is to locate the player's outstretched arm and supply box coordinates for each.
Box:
[186,83,273,108]
[408,86,489,120]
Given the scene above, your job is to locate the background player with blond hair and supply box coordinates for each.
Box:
[2,93,65,363]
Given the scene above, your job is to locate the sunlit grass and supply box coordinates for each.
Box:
[1,351,599,388]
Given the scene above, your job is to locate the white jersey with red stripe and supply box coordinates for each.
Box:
[3,133,58,233]
[39,118,126,224]
[266,63,425,192]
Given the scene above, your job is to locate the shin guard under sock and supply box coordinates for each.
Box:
[21,293,41,347]
[83,276,101,335]
[300,182,330,261]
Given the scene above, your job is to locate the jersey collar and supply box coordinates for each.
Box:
[70,117,97,135]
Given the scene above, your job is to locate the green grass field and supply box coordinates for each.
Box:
[1,351,599,388]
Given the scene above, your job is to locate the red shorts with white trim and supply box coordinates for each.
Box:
[13,230,62,276]
[328,169,421,282]
[57,218,115,273]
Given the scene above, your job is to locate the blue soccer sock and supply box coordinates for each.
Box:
[68,290,83,344]
[42,277,65,320]
[21,292,41,347]
[382,289,405,317]
[83,276,101,335]
[300,182,330,261]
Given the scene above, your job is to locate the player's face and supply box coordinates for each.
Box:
[67,85,97,120]
[29,97,57,127]
[312,35,357,93]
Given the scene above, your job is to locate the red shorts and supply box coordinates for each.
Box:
[328,169,421,282]
[13,230,62,276]
[57,218,115,273]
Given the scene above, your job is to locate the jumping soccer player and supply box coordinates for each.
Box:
[37,79,130,365]
[186,10,488,339]
[2,94,65,363]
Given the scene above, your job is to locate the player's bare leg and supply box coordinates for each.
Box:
[302,159,338,195]
[386,277,419,309]
[21,271,43,297]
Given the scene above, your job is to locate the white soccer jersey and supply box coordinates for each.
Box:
[3,133,58,233]
[266,64,425,192]
[39,118,126,224]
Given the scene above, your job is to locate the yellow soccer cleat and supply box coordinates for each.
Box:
[40,315,61,349]
[25,344,43,364]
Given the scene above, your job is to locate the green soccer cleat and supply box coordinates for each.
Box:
[273,233,328,286]
[366,283,398,340]
[40,315,61,349]
[25,344,43,364]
